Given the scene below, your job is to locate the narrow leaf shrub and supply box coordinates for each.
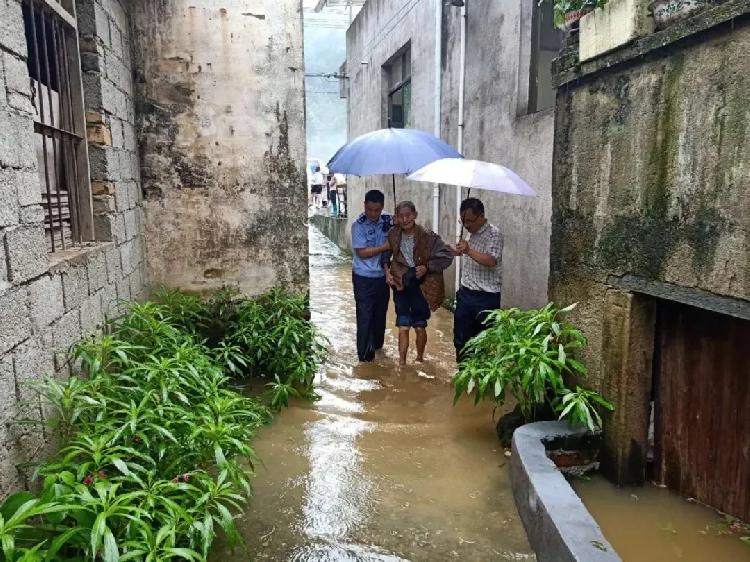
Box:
[153,287,325,407]
[452,303,613,431]
[0,287,324,561]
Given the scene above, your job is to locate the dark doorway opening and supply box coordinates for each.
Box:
[652,300,750,520]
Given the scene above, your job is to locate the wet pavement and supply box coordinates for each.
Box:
[219,226,534,561]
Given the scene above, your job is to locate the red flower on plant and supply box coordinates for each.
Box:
[83,474,94,486]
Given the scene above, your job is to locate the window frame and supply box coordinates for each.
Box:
[383,43,411,129]
[518,0,563,116]
[23,0,94,253]
[387,77,411,129]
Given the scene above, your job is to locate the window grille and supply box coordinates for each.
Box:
[22,0,93,252]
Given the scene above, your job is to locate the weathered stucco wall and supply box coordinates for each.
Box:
[345,0,553,306]
[132,0,308,295]
[550,10,750,482]
[0,0,146,497]
[345,0,439,247]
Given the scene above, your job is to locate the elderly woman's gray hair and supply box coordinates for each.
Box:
[394,200,417,214]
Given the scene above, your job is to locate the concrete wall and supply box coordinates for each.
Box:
[344,0,553,306]
[309,213,351,254]
[132,0,308,295]
[550,6,750,483]
[0,0,146,496]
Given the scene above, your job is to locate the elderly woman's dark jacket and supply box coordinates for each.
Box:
[384,224,454,311]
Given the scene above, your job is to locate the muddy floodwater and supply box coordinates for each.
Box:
[219,226,534,561]
[574,476,750,561]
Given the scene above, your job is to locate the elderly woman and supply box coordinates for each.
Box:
[383,201,454,365]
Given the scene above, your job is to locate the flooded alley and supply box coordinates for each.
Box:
[228,226,534,560]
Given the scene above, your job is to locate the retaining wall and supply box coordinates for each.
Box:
[510,421,620,562]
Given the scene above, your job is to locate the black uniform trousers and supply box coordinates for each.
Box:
[454,287,501,362]
[353,273,390,361]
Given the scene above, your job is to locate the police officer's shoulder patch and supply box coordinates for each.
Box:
[381,213,393,231]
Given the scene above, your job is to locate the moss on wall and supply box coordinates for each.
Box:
[553,25,748,298]
[550,14,750,485]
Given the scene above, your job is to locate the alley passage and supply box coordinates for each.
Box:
[221,226,534,561]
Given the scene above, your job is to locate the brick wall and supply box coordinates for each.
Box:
[0,0,146,496]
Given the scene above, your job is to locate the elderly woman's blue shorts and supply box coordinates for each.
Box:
[393,268,431,328]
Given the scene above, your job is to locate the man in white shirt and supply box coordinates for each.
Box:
[310,165,324,207]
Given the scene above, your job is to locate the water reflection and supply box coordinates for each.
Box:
[220,226,533,561]
[301,415,373,539]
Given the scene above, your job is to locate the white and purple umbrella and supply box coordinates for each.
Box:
[407,158,537,197]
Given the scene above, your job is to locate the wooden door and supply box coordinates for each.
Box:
[654,301,750,520]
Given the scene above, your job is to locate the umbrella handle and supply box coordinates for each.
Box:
[392,174,397,208]
[457,186,471,240]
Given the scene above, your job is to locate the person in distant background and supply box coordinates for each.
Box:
[311,165,324,208]
[327,173,338,216]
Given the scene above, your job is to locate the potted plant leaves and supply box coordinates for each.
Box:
[554,0,610,31]
[452,303,613,447]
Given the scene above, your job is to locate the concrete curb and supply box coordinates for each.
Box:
[510,421,621,562]
[309,213,351,254]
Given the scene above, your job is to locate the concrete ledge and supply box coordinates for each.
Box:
[579,0,654,62]
[608,274,750,322]
[554,0,750,87]
[510,421,621,562]
[309,213,351,254]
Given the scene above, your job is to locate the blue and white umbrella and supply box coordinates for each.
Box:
[327,128,462,201]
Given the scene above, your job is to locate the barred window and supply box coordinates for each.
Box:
[22,0,93,252]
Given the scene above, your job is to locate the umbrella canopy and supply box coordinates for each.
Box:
[407,158,537,197]
[327,128,462,176]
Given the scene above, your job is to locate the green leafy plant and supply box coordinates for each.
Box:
[452,303,613,431]
[0,286,324,561]
[557,386,614,432]
[153,287,325,409]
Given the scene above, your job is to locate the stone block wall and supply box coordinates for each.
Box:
[550,6,750,483]
[77,0,148,303]
[0,0,145,497]
[131,0,309,296]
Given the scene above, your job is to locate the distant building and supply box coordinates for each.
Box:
[343,0,560,306]
[303,0,365,165]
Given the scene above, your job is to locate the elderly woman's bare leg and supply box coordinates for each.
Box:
[398,327,410,365]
